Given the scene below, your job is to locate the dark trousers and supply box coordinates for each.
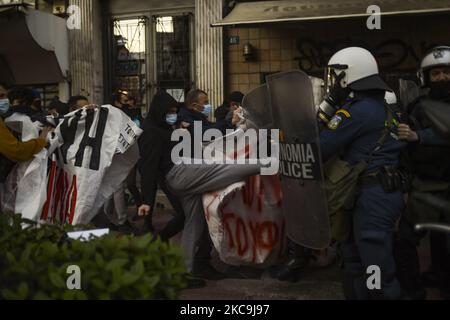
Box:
[145,177,185,241]
[165,162,261,272]
[395,194,450,294]
[126,165,142,207]
[341,186,403,300]
[144,176,213,264]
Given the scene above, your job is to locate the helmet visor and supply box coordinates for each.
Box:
[324,64,348,93]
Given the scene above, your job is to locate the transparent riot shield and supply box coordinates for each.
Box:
[267,70,330,249]
[242,84,273,130]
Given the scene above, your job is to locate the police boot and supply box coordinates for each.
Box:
[273,241,310,282]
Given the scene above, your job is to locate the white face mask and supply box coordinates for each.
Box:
[202,104,212,116]
[0,98,10,115]
[166,114,178,125]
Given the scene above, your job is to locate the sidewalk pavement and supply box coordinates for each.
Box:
[127,192,441,300]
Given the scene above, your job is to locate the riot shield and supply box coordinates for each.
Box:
[310,76,325,112]
[267,70,330,249]
[242,84,273,130]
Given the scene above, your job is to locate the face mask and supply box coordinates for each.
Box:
[166,114,177,125]
[429,81,450,101]
[202,104,212,116]
[0,98,10,115]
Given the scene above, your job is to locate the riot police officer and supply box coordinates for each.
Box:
[318,47,406,299]
[395,46,450,300]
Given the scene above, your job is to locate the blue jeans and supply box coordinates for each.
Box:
[341,186,403,300]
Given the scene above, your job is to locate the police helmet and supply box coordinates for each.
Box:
[326,47,391,92]
[418,46,450,87]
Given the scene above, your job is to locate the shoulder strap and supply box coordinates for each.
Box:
[367,103,395,164]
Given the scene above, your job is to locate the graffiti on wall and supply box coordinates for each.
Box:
[295,38,438,73]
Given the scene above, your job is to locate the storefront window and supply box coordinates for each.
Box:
[0,0,70,16]
[33,84,59,109]
[0,0,36,7]
[156,16,174,33]
[155,15,191,102]
[113,18,148,108]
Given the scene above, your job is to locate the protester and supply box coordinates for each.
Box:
[30,89,45,117]
[67,96,100,114]
[4,86,51,129]
[178,89,235,135]
[0,118,51,206]
[7,86,35,114]
[0,121,49,162]
[112,90,133,118]
[0,85,52,204]
[214,91,244,122]
[0,118,50,168]
[47,96,68,117]
[125,95,143,212]
[136,91,186,238]
[138,88,271,280]
[127,96,144,128]
[68,95,89,113]
[102,91,135,234]
[0,84,8,110]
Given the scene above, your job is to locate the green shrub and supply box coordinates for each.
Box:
[0,213,187,300]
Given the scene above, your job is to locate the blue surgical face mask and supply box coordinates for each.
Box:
[166,114,177,125]
[0,98,10,115]
[202,104,212,116]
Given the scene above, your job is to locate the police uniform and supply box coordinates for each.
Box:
[320,90,407,299]
[395,96,450,298]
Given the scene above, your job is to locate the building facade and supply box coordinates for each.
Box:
[219,0,450,107]
[3,0,450,113]
[1,0,227,113]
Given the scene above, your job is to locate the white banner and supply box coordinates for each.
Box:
[202,130,286,266]
[2,106,142,225]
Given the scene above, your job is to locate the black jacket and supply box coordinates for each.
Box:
[138,91,178,207]
[177,106,234,159]
[178,106,232,134]
[214,103,229,122]
[407,96,450,181]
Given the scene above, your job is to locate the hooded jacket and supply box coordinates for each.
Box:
[138,91,178,207]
